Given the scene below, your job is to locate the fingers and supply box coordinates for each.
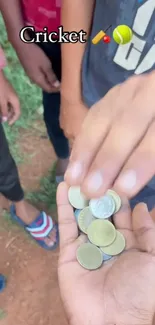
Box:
[1,116,8,123]
[114,121,155,198]
[65,76,154,200]
[33,71,54,93]
[39,66,60,93]
[79,104,151,198]
[57,182,78,250]
[65,93,150,198]
[35,71,60,93]
[8,97,21,125]
[119,228,136,250]
[44,66,60,89]
[65,90,117,185]
[132,203,155,255]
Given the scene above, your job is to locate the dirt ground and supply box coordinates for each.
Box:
[0,121,68,325]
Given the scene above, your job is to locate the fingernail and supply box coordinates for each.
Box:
[85,171,103,193]
[53,80,60,88]
[117,170,137,191]
[2,116,8,123]
[65,161,83,180]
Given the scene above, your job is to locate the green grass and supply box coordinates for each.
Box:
[26,165,57,212]
[0,16,57,217]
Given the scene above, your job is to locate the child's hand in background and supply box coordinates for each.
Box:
[13,40,60,93]
[0,70,20,125]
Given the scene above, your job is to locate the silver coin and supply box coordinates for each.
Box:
[89,195,115,219]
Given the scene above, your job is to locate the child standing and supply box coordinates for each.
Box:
[1,0,70,182]
[0,46,58,250]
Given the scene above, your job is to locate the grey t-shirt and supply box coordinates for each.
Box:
[82,0,155,107]
[82,0,155,209]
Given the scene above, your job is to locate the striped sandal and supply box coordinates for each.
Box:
[10,205,59,250]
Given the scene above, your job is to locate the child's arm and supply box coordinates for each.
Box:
[0,0,24,45]
[0,0,59,92]
[0,46,20,124]
[60,0,95,139]
[61,0,95,100]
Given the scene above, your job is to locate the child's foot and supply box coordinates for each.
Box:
[56,158,69,184]
[12,201,58,249]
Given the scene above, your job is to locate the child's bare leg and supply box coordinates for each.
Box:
[0,124,57,248]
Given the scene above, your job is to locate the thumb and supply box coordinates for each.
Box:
[8,96,21,125]
[132,203,155,255]
[1,101,9,122]
[57,182,79,250]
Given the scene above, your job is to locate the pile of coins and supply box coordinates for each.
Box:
[68,186,126,271]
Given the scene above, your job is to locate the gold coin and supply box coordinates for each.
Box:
[107,190,121,213]
[78,207,96,234]
[100,230,125,256]
[76,243,103,270]
[68,186,89,209]
[87,219,116,247]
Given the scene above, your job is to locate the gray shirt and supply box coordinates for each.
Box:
[82,0,155,209]
[82,0,155,107]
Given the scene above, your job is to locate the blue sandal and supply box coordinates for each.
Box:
[10,205,59,251]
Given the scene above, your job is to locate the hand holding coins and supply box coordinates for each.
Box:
[68,185,125,270]
[64,73,155,204]
[58,182,155,325]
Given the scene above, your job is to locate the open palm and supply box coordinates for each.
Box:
[57,183,155,325]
